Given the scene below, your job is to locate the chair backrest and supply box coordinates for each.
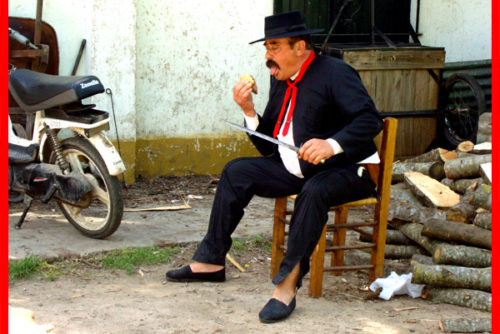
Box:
[364,117,398,199]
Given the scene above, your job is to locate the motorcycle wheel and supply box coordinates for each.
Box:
[49,136,123,239]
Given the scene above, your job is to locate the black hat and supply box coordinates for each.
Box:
[249,11,323,44]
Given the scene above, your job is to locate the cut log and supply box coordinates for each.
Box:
[473,212,491,230]
[456,152,475,159]
[445,203,476,223]
[443,154,492,179]
[358,228,413,245]
[411,262,491,292]
[422,219,491,249]
[471,142,491,154]
[479,162,491,185]
[456,140,474,153]
[404,148,456,163]
[433,244,491,267]
[392,161,444,182]
[389,186,447,223]
[391,222,442,255]
[469,184,492,211]
[411,254,435,265]
[439,318,492,333]
[423,288,491,311]
[384,244,425,259]
[404,172,460,208]
[440,178,482,194]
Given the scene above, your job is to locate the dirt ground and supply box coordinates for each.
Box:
[9,176,491,333]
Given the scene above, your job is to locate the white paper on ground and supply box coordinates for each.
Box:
[369,271,425,300]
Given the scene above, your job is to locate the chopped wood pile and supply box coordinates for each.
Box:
[385,140,492,315]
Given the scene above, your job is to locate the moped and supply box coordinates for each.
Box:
[8,66,125,239]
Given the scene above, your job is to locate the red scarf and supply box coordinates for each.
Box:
[272,51,316,138]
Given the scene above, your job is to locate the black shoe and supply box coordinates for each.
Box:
[258,297,296,323]
[165,265,226,282]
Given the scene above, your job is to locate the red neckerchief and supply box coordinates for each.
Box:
[272,51,316,138]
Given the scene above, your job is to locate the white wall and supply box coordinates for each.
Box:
[135,0,273,137]
[412,0,491,62]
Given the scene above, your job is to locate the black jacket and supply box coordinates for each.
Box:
[248,53,383,178]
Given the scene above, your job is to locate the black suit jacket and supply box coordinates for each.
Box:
[248,54,383,178]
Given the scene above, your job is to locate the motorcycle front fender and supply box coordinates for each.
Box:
[87,133,126,176]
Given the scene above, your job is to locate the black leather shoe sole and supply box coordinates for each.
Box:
[165,265,225,282]
[259,297,296,323]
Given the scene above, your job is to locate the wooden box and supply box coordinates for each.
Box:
[326,46,446,159]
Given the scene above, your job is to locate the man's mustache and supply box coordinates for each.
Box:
[266,59,280,69]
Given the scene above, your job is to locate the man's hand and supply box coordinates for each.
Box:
[233,80,256,117]
[299,139,334,165]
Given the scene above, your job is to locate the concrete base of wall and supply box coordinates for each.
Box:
[113,134,261,183]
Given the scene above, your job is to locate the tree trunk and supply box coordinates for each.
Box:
[423,288,491,311]
[411,254,435,265]
[390,222,442,255]
[404,148,456,163]
[404,172,460,208]
[457,140,474,153]
[384,244,425,259]
[358,228,413,245]
[389,187,447,224]
[439,318,492,333]
[469,184,492,211]
[392,161,444,183]
[422,219,491,249]
[443,154,492,179]
[411,262,491,292]
[433,244,491,268]
[473,212,491,230]
[445,203,476,223]
[440,178,483,194]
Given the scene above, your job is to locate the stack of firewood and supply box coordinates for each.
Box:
[385,140,492,317]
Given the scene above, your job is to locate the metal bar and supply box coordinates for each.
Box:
[416,0,421,34]
[373,26,396,47]
[319,0,352,55]
[381,109,439,118]
[71,39,87,75]
[370,0,375,45]
[34,0,43,45]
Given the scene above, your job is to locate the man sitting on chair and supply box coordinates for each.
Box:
[166,11,383,323]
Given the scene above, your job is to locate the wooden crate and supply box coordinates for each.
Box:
[327,46,446,159]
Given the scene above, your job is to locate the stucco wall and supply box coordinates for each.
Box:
[412,0,491,62]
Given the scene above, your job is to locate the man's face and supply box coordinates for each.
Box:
[264,38,302,81]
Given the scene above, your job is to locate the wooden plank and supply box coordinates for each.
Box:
[404,172,460,208]
[343,48,446,70]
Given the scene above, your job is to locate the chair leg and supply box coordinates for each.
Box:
[271,197,287,279]
[331,207,348,276]
[309,224,327,298]
[369,204,388,282]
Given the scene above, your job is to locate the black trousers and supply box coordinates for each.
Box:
[192,156,377,288]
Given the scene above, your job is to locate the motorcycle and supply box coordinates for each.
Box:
[8,66,126,239]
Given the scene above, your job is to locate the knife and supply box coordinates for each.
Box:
[226,121,325,163]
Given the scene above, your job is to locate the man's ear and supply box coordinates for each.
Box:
[294,40,307,55]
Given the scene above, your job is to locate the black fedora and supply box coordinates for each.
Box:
[249,11,323,44]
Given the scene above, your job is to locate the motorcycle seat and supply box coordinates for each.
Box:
[9,69,105,113]
[9,142,39,164]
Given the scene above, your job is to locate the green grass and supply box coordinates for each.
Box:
[232,234,271,252]
[9,246,180,282]
[94,246,179,274]
[9,255,44,281]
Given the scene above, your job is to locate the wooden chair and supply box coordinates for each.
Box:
[270,117,398,297]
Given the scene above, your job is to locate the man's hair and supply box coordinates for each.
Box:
[288,35,313,50]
